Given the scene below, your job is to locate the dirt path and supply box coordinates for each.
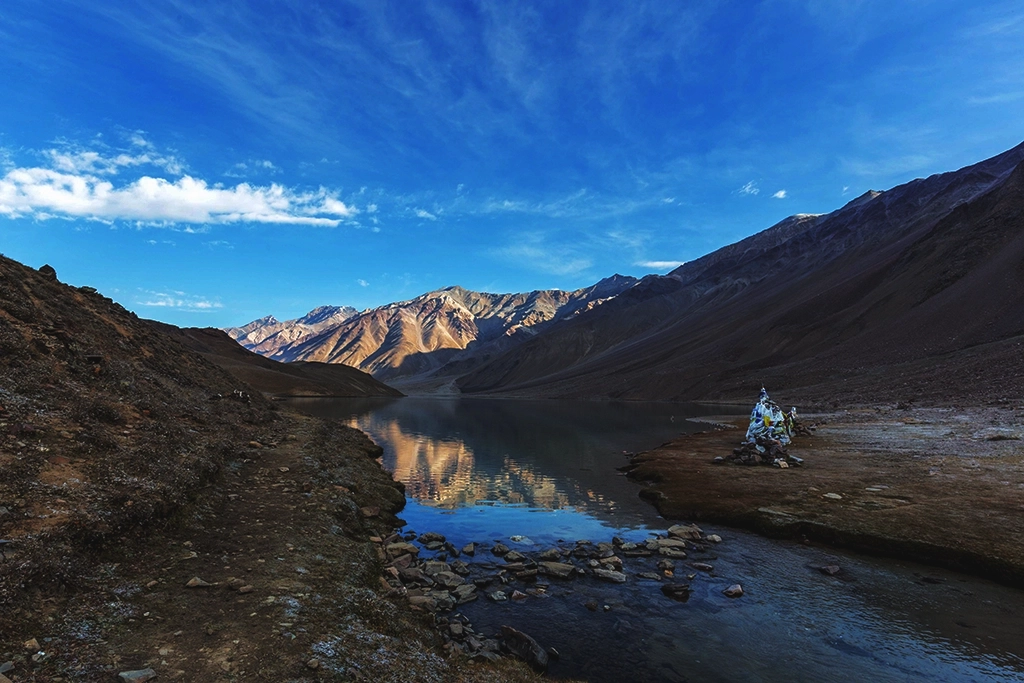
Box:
[2,413,540,682]
[626,406,1024,586]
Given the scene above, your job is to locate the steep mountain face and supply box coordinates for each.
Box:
[229,276,637,384]
[224,305,357,357]
[457,141,1024,405]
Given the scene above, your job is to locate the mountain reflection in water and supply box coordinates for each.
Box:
[288,396,729,522]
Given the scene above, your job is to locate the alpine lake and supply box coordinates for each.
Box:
[283,397,1024,683]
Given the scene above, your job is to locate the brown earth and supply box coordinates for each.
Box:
[151,323,403,398]
[0,256,543,682]
[626,405,1024,586]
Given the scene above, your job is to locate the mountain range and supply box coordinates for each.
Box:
[229,141,1024,405]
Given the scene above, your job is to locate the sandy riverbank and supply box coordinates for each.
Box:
[625,405,1024,586]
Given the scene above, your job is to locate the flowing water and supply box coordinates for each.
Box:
[285,397,1024,682]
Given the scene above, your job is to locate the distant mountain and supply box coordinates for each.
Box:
[225,305,358,357]
[456,141,1024,406]
[228,276,637,386]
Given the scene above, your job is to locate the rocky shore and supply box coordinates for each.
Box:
[623,405,1024,586]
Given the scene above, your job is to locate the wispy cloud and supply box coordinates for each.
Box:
[491,233,592,276]
[0,143,358,227]
[636,260,684,270]
[738,181,759,196]
[357,278,369,287]
[134,289,223,312]
[772,189,787,199]
[414,208,437,220]
[224,159,281,177]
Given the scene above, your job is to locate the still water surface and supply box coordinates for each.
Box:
[286,397,1024,682]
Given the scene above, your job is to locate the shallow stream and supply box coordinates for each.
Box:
[286,397,1024,682]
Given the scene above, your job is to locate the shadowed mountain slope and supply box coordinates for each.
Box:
[457,142,1024,406]
[153,324,402,397]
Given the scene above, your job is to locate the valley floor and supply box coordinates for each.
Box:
[627,405,1024,586]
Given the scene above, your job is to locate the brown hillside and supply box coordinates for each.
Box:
[458,142,1024,407]
[152,323,403,397]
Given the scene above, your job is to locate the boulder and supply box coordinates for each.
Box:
[667,524,703,540]
[592,568,627,583]
[538,562,575,579]
[501,625,549,673]
[661,583,692,601]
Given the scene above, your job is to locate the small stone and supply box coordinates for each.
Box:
[491,543,510,556]
[306,658,320,670]
[723,584,744,598]
[248,441,263,449]
[667,524,702,540]
[360,506,380,518]
[488,590,508,602]
[538,562,575,579]
[585,599,599,611]
[461,543,476,556]
[186,577,213,588]
[146,580,159,589]
[592,568,627,583]
[504,550,527,563]
[692,562,714,572]
[823,493,843,500]
[819,565,842,576]
[238,585,255,593]
[511,590,528,600]
[0,662,13,674]
[278,466,289,472]
[418,532,446,544]
[24,638,39,651]
[706,534,723,543]
[0,673,11,683]
[118,669,158,682]
[661,583,693,601]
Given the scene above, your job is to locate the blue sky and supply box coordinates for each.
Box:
[1,1,1022,327]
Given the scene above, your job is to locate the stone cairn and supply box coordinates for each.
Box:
[716,388,814,468]
[370,523,735,672]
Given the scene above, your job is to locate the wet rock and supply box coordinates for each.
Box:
[418,532,446,544]
[592,568,627,583]
[516,568,538,581]
[450,560,471,576]
[659,547,688,559]
[461,543,476,556]
[386,542,419,557]
[488,590,508,602]
[423,560,451,576]
[638,572,662,581]
[723,584,744,598]
[661,583,693,601]
[503,550,527,563]
[186,577,213,588]
[706,534,723,543]
[585,599,599,612]
[491,543,510,556]
[667,524,703,540]
[692,562,714,572]
[434,571,465,589]
[656,558,676,571]
[599,555,623,571]
[509,535,533,545]
[538,561,575,579]
[538,548,562,562]
[511,590,528,601]
[819,565,842,576]
[118,670,157,682]
[501,625,549,673]
[423,540,445,551]
[453,584,478,604]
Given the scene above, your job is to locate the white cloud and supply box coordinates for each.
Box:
[772,190,787,199]
[414,208,437,220]
[366,203,378,213]
[637,260,685,270]
[357,278,369,287]
[0,146,358,227]
[135,289,223,312]
[662,197,675,204]
[738,181,759,195]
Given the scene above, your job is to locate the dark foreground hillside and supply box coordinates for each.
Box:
[0,256,539,682]
[458,142,1024,408]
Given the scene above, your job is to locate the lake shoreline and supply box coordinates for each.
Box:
[625,405,1024,588]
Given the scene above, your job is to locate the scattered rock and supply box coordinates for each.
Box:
[511,590,528,601]
[706,534,722,543]
[0,662,13,674]
[509,535,533,545]
[118,669,157,682]
[418,532,446,544]
[491,543,510,556]
[823,493,843,500]
[461,543,476,556]
[667,524,702,540]
[24,638,39,651]
[489,591,508,602]
[538,562,575,579]
[661,583,693,601]
[819,565,842,576]
[500,625,549,673]
[538,548,562,561]
[723,584,744,598]
[238,585,255,593]
[386,542,419,557]
[186,577,213,588]
[592,568,628,583]
[585,599,599,612]
[306,658,320,670]
[692,562,714,572]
